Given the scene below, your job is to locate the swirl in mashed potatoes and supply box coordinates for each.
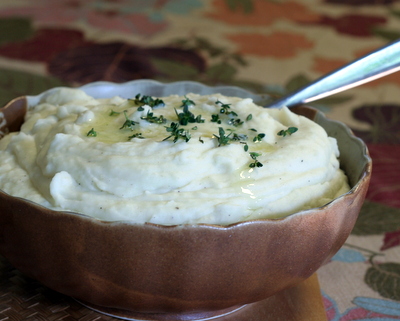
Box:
[0,88,350,225]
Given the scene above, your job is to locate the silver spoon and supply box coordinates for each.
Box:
[265,39,400,108]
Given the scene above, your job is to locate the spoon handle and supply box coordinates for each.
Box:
[265,39,400,108]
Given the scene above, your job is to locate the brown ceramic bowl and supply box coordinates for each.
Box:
[0,80,371,320]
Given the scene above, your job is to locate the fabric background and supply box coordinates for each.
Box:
[0,1,400,319]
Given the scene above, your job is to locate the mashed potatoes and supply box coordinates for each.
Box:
[0,88,349,225]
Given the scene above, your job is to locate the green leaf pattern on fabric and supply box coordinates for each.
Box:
[0,18,34,45]
[0,68,65,107]
[352,201,400,236]
[365,263,400,301]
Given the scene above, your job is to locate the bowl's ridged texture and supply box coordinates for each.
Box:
[0,181,368,313]
[0,81,371,315]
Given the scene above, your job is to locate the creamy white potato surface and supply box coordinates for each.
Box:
[0,88,349,225]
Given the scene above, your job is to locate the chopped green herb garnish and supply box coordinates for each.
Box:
[133,94,165,108]
[228,118,244,127]
[277,127,298,137]
[163,122,191,143]
[253,133,265,142]
[195,114,204,123]
[244,143,249,152]
[216,100,232,114]
[175,105,204,126]
[109,110,121,116]
[128,133,144,139]
[199,137,204,144]
[249,152,263,168]
[231,133,248,141]
[140,111,166,124]
[87,128,97,137]
[214,127,232,146]
[181,96,195,108]
[246,114,253,121]
[120,110,138,130]
[249,128,257,132]
[211,114,222,124]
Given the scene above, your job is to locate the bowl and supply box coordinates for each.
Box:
[0,80,371,320]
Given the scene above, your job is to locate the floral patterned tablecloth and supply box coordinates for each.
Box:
[0,1,400,320]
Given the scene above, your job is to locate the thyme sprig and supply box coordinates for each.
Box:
[175,105,204,126]
[133,94,165,108]
[249,152,263,168]
[181,96,195,108]
[109,110,121,116]
[214,100,244,126]
[211,114,222,124]
[215,100,232,114]
[87,128,97,137]
[253,133,265,142]
[231,132,248,141]
[214,127,232,146]
[163,122,191,143]
[141,111,167,124]
[228,118,244,127]
[277,127,298,137]
[120,110,138,130]
[128,133,144,139]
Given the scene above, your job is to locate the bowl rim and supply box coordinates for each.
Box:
[0,79,372,228]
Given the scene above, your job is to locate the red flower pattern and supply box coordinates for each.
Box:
[303,14,387,37]
[365,144,400,209]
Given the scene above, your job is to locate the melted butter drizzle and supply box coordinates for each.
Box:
[80,98,278,183]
